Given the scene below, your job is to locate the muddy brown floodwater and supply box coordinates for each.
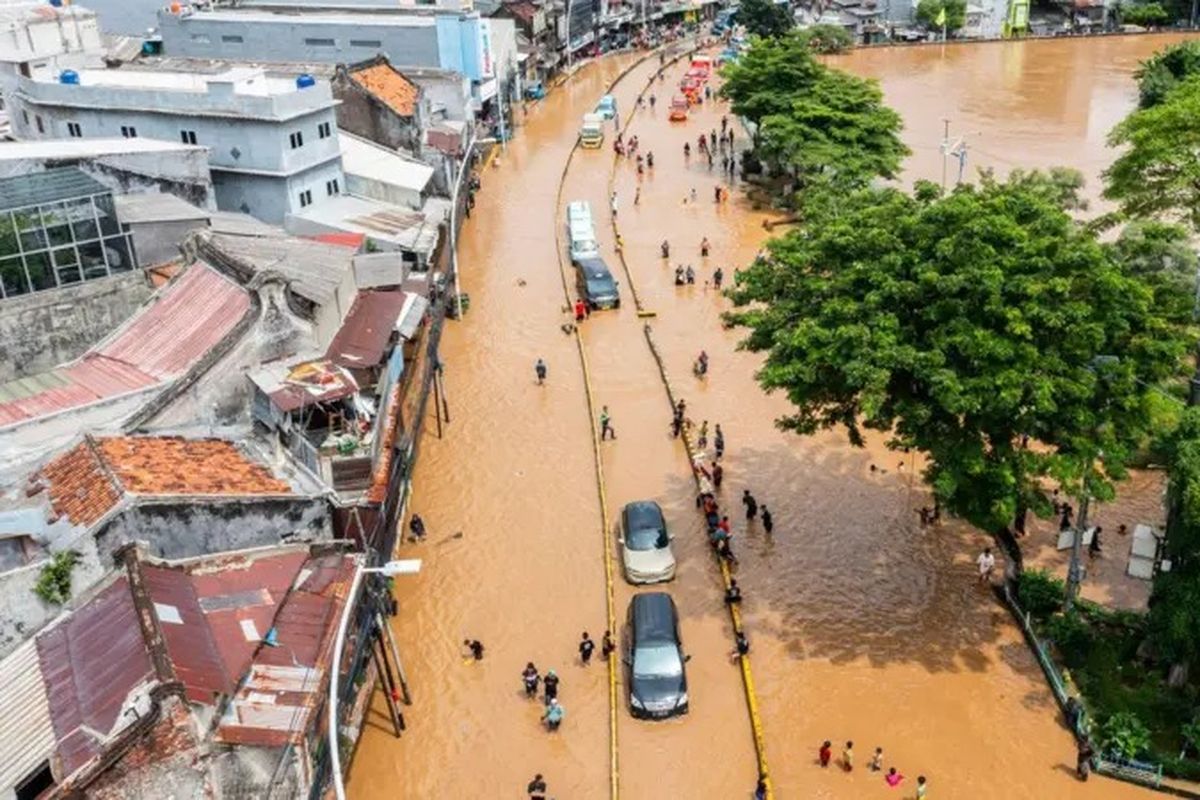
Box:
[351,35,1187,800]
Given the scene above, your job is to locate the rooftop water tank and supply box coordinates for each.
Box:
[296,73,316,89]
[48,0,63,7]
[59,70,79,85]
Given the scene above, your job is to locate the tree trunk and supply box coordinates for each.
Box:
[1013,502,1028,537]
[1168,662,1189,688]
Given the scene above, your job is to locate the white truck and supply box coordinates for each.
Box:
[579,113,604,148]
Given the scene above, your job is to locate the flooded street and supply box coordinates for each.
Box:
[350,35,1184,800]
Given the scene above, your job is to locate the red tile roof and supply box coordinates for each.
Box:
[0,264,249,428]
[349,62,420,117]
[36,577,154,777]
[94,437,292,496]
[38,436,292,526]
[309,232,366,250]
[325,290,405,368]
[39,440,123,526]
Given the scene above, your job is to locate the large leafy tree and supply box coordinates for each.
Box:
[719,31,823,131]
[1151,408,1200,679]
[916,0,967,30]
[728,173,1192,534]
[1135,40,1200,109]
[1104,76,1200,231]
[738,0,794,39]
[796,23,853,54]
[758,68,908,193]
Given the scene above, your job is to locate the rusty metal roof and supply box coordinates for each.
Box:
[215,552,355,747]
[142,550,309,704]
[36,577,154,777]
[325,290,406,369]
[0,263,249,428]
[248,356,360,413]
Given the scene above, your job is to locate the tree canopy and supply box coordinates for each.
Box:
[758,68,907,192]
[727,173,1192,533]
[1104,76,1200,230]
[1122,1,1171,27]
[916,0,967,31]
[796,23,853,54]
[720,31,824,129]
[1151,408,1200,670]
[1135,39,1200,109]
[737,0,794,39]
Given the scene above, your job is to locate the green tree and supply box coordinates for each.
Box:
[796,23,854,54]
[1104,77,1200,231]
[738,0,794,39]
[720,31,824,132]
[727,173,1192,536]
[757,68,907,194]
[1111,221,1198,325]
[1122,1,1171,26]
[1136,40,1200,109]
[1150,407,1200,679]
[1101,711,1153,759]
[916,0,967,31]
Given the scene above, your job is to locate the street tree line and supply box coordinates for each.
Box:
[720,34,1200,763]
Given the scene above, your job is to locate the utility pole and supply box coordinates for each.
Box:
[939,118,950,192]
[939,119,976,192]
[1064,453,1093,613]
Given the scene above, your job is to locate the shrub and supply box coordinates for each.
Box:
[33,550,80,605]
[1101,711,1152,759]
[1019,569,1065,619]
[1046,612,1095,669]
[1123,2,1170,26]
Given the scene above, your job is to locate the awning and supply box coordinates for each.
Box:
[249,357,360,413]
[396,293,430,340]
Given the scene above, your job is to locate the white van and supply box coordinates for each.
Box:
[566,200,593,228]
[569,219,600,260]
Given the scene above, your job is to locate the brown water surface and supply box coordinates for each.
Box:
[350,36,1183,800]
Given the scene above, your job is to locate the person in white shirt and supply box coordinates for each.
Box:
[977,547,996,583]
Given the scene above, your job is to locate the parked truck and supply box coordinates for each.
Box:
[580,113,605,148]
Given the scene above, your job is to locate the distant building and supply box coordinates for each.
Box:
[156,5,520,117]
[7,65,345,225]
[0,3,104,137]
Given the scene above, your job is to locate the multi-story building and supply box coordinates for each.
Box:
[0,2,104,137]
[156,5,520,117]
[7,65,345,224]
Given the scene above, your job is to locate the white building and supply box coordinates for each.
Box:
[7,65,345,225]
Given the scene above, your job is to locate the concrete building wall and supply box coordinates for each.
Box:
[0,8,103,64]
[128,219,206,267]
[411,71,474,120]
[0,270,153,381]
[66,0,164,36]
[0,148,216,209]
[158,12,444,70]
[95,496,332,562]
[345,172,423,210]
[211,156,344,224]
[333,80,422,153]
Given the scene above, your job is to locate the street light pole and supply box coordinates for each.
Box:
[329,557,422,800]
[449,134,497,320]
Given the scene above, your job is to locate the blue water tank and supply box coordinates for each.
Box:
[48,0,63,7]
[59,70,79,85]
[296,73,316,90]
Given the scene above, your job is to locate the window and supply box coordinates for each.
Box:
[14,761,56,800]
[190,33,211,44]
[21,109,28,125]
[318,121,331,139]
[121,125,137,138]
[298,189,313,208]
[35,115,43,134]
[289,131,304,149]
[304,38,335,47]
[67,122,82,138]
[350,39,382,48]
[180,129,197,145]
[326,178,339,196]
[221,34,244,43]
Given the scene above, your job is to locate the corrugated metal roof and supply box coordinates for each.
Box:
[0,167,110,213]
[205,232,351,306]
[0,638,56,795]
[143,550,308,704]
[325,290,405,368]
[248,357,359,413]
[113,193,209,225]
[0,263,249,428]
[215,552,354,747]
[36,577,154,777]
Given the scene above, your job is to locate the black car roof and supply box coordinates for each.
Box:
[575,257,612,278]
[623,500,664,531]
[631,592,678,646]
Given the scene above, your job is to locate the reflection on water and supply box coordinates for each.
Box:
[348,37,1178,800]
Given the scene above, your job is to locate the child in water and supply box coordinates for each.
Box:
[870,747,884,771]
[842,741,854,772]
[885,768,904,787]
[819,741,832,767]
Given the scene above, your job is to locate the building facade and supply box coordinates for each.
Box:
[8,66,344,225]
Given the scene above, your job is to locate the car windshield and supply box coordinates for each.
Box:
[586,277,614,296]
[627,524,667,551]
[634,644,682,679]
